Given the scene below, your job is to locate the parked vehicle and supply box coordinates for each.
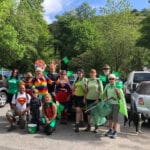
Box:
[131,81,150,123]
[0,74,8,107]
[124,71,150,103]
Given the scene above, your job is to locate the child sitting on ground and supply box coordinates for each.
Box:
[41,93,57,135]
[30,88,41,130]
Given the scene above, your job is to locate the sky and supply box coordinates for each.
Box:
[42,0,150,24]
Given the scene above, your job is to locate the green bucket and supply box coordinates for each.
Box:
[28,124,37,134]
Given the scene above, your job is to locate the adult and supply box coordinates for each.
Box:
[3,69,20,108]
[101,64,111,88]
[84,69,103,132]
[30,67,52,99]
[6,83,31,131]
[72,69,86,132]
[47,63,59,100]
[22,72,33,97]
[55,70,72,124]
[103,74,121,138]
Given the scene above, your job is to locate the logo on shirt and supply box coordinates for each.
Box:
[17,97,27,105]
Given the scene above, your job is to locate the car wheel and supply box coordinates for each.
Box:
[0,91,7,107]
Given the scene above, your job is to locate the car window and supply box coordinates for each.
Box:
[133,73,150,83]
[136,83,150,95]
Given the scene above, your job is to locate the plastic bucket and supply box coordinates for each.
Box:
[28,124,37,134]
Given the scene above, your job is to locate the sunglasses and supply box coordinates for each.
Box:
[103,68,110,70]
[109,78,115,80]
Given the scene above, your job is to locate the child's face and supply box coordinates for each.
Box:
[44,94,51,103]
[32,91,38,98]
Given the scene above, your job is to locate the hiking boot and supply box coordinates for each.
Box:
[84,125,91,132]
[79,121,85,127]
[74,124,79,133]
[105,129,113,136]
[7,125,16,132]
[110,131,117,139]
[93,125,98,133]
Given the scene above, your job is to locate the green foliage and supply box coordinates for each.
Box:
[137,11,150,49]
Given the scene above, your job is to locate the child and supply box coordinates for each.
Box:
[42,93,57,135]
[30,88,41,130]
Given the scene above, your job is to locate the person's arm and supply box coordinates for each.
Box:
[3,77,8,88]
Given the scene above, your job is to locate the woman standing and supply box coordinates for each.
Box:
[103,74,122,138]
[84,69,103,132]
[3,69,20,108]
[55,70,72,124]
[72,69,86,132]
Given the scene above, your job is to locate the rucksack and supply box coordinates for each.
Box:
[15,92,30,101]
[86,78,102,92]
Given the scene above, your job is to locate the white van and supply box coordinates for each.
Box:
[124,71,150,102]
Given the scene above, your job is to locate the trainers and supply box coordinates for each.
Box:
[7,125,16,132]
[110,131,117,139]
[105,129,113,136]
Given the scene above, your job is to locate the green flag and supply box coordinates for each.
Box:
[100,75,106,82]
[67,71,73,77]
[116,81,123,89]
[62,56,69,64]
[112,71,120,77]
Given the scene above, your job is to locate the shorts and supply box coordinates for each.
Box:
[60,101,71,110]
[108,104,119,122]
[7,93,14,104]
[55,90,69,103]
[86,99,96,115]
[73,96,85,108]
[6,109,27,128]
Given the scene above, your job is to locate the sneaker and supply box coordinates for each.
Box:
[105,129,113,136]
[110,131,117,139]
[7,125,16,132]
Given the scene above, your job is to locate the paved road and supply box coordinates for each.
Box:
[0,104,149,150]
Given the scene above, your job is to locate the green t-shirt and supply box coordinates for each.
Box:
[6,77,19,94]
[104,83,119,104]
[74,80,85,96]
[86,78,102,100]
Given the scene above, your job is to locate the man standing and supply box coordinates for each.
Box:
[6,83,31,131]
[101,64,111,88]
[47,63,59,100]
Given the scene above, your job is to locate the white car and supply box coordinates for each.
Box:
[0,76,8,107]
[131,81,150,122]
[124,71,150,103]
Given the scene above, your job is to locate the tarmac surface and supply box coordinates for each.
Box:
[0,104,150,150]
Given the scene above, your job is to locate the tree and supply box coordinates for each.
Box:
[50,2,99,60]
[137,11,150,49]
[97,0,139,71]
[0,0,25,67]
[1,0,53,72]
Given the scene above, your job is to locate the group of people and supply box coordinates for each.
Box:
[3,63,127,138]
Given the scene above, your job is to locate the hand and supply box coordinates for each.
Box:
[83,98,86,104]
[17,111,22,116]
[95,99,99,104]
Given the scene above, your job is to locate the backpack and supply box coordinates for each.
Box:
[15,92,30,101]
[86,78,102,93]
